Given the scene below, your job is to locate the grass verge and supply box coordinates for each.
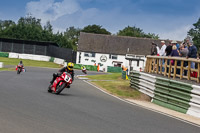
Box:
[86,73,122,80]
[0,57,61,69]
[86,73,150,101]
[0,68,15,71]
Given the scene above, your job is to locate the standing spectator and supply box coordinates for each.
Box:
[165,41,172,73]
[159,40,167,72]
[156,44,160,56]
[165,41,172,56]
[180,45,189,57]
[159,41,167,56]
[170,45,180,74]
[180,44,189,75]
[186,38,197,69]
[151,42,157,55]
[170,45,180,57]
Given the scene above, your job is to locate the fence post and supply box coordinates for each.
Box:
[168,60,172,78]
[164,59,167,76]
[173,60,177,79]
[33,45,36,54]
[180,60,184,79]
[11,42,14,52]
[22,43,25,53]
[0,41,2,51]
[44,46,47,55]
[149,58,152,73]
[187,62,191,80]
[198,63,200,83]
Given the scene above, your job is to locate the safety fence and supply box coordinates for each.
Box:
[130,71,200,118]
[145,55,200,83]
[0,52,66,65]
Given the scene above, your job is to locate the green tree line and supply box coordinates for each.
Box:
[0,16,160,51]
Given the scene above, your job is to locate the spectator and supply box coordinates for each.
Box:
[159,40,167,72]
[180,45,189,57]
[170,45,180,74]
[159,41,167,56]
[170,45,180,57]
[180,44,189,75]
[186,37,197,69]
[151,42,157,55]
[165,41,172,56]
[156,44,160,56]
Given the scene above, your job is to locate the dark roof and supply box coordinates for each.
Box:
[78,32,170,56]
[0,37,58,47]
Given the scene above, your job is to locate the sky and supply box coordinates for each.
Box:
[0,0,200,40]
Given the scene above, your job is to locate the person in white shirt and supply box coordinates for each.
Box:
[159,40,166,72]
[159,41,167,56]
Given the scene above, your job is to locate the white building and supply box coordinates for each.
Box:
[76,32,164,72]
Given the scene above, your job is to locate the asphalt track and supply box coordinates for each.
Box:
[0,67,199,133]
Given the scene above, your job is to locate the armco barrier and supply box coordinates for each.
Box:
[18,53,51,62]
[130,71,200,118]
[0,52,9,57]
[0,62,3,68]
[54,58,65,65]
[9,52,19,58]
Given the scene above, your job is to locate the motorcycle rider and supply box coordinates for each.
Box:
[50,62,74,88]
[18,60,24,67]
[81,65,87,74]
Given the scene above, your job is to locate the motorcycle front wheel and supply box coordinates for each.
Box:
[56,82,66,95]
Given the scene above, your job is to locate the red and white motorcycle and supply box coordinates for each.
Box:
[48,72,73,95]
[16,65,25,74]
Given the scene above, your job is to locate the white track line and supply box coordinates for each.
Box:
[84,80,200,128]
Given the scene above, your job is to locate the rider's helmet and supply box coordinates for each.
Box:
[20,61,23,64]
[67,62,74,71]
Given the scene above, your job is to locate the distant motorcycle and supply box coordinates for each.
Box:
[16,65,25,74]
[82,68,87,74]
[48,72,73,95]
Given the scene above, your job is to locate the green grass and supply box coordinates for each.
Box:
[0,57,61,68]
[92,81,143,99]
[86,73,150,100]
[86,73,122,80]
[0,68,15,71]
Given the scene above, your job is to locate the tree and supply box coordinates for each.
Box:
[82,24,111,35]
[188,18,200,49]
[64,26,81,50]
[117,26,159,39]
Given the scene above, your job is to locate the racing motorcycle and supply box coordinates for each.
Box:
[16,65,25,74]
[48,72,73,95]
[82,67,87,74]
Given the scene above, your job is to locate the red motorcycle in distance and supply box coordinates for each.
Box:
[82,68,87,74]
[48,72,73,95]
[16,65,25,74]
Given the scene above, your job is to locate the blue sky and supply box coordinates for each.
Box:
[0,0,200,40]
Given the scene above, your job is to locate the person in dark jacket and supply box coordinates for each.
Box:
[186,38,197,69]
[151,42,157,55]
[165,41,172,56]
[50,62,74,88]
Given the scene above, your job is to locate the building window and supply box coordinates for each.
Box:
[109,54,118,60]
[84,52,96,57]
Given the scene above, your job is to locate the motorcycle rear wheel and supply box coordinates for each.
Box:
[47,84,52,93]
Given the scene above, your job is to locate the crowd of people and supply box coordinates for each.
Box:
[150,36,198,76]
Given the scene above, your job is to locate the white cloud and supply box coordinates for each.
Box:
[26,0,80,23]
[25,0,198,41]
[159,25,192,41]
